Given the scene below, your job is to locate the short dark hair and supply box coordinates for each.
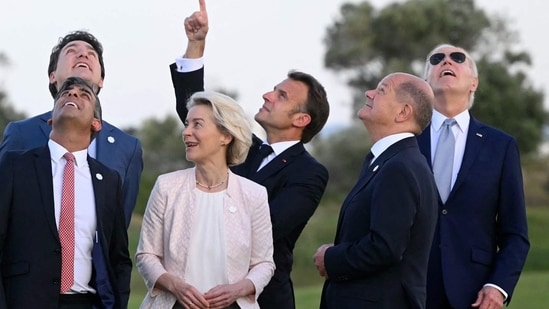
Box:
[288,71,330,143]
[54,76,102,140]
[48,30,105,98]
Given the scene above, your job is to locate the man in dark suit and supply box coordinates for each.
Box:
[0,30,142,227]
[420,44,530,309]
[0,77,132,309]
[313,72,438,309]
[171,1,329,308]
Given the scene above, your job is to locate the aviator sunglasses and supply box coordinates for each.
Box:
[429,52,466,65]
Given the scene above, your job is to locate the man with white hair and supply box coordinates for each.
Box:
[418,43,529,309]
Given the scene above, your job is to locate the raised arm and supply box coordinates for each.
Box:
[183,0,208,59]
[171,0,209,123]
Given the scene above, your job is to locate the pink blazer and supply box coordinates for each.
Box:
[136,168,275,309]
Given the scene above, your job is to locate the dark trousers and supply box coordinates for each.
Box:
[58,293,96,309]
[258,278,295,309]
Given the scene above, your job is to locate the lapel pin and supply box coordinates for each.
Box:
[373,165,379,172]
[229,206,237,213]
[107,136,115,143]
[476,133,483,138]
[96,173,103,180]
[282,159,287,163]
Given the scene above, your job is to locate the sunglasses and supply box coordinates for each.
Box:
[429,52,466,65]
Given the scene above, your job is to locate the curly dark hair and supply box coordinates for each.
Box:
[48,30,105,98]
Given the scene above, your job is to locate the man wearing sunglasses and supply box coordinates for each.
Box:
[418,44,529,309]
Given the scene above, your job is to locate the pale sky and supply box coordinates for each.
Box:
[0,0,547,131]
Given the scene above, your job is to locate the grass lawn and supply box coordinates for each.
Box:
[293,271,549,309]
[127,207,549,308]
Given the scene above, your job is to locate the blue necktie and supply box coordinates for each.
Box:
[433,119,456,203]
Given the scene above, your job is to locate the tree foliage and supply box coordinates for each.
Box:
[0,53,26,140]
[312,124,372,200]
[131,115,192,215]
[323,0,545,154]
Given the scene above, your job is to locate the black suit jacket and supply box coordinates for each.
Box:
[417,116,529,308]
[170,64,328,309]
[0,112,143,227]
[320,137,438,309]
[0,146,132,309]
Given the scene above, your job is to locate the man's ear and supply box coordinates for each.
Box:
[96,78,104,90]
[470,77,479,92]
[395,104,413,123]
[91,119,102,132]
[49,72,56,85]
[292,113,311,128]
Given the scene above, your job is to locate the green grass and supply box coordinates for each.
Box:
[127,206,549,308]
[293,271,549,309]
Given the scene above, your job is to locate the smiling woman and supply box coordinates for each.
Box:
[135,90,275,309]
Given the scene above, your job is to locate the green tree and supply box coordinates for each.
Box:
[132,115,191,215]
[324,0,545,154]
[0,53,26,140]
[313,124,372,200]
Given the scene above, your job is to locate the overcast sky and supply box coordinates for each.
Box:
[0,0,547,131]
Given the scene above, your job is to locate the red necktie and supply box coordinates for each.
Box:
[59,152,75,293]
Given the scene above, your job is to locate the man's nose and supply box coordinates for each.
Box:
[76,49,87,58]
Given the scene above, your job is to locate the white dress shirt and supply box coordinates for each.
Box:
[49,139,97,294]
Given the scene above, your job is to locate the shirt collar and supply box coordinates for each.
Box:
[262,140,299,156]
[370,132,414,160]
[432,109,470,133]
[48,139,89,167]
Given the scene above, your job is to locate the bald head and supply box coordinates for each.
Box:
[389,73,434,134]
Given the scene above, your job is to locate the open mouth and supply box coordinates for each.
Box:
[440,70,456,77]
[74,62,90,69]
[64,102,78,109]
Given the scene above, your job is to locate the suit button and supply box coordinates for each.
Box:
[52,279,60,284]
[54,248,61,254]
[442,209,448,215]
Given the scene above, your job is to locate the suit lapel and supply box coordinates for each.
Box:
[450,117,485,197]
[417,125,432,169]
[249,142,305,183]
[334,138,417,242]
[94,123,114,164]
[89,157,107,221]
[34,146,59,240]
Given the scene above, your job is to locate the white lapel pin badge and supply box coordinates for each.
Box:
[96,173,103,180]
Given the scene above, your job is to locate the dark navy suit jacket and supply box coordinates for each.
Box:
[320,137,438,309]
[0,146,132,309]
[171,64,329,309]
[0,111,143,226]
[417,116,530,308]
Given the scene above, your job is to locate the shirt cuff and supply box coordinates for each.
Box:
[483,283,508,301]
[174,57,204,73]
